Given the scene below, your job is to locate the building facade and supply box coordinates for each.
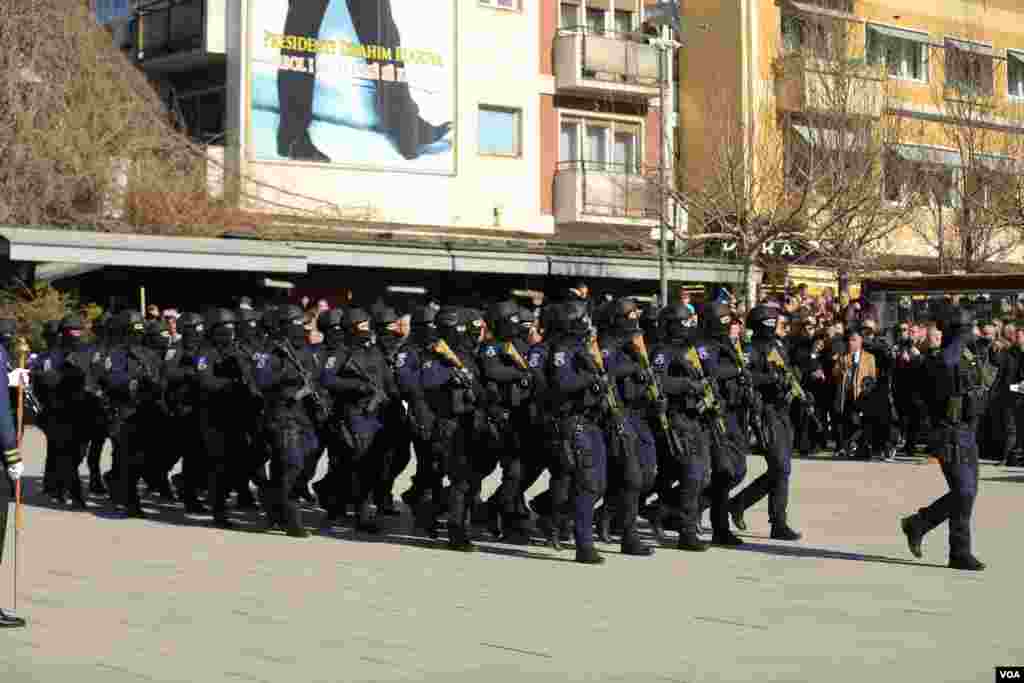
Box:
[68,0,749,307]
[679,0,1024,285]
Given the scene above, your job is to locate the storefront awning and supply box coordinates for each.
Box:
[0,227,309,273]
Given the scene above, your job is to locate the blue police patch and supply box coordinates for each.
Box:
[653,353,666,367]
[395,352,407,368]
[485,346,497,358]
[325,356,337,370]
[528,353,542,369]
[255,353,268,369]
[43,358,52,372]
[554,352,567,367]
[697,347,709,360]
[197,357,208,371]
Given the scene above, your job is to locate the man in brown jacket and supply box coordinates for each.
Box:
[832,326,878,458]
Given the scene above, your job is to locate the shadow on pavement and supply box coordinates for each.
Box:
[13,474,581,563]
[725,540,947,569]
[980,474,1024,483]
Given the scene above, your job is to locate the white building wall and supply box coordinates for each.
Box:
[233,2,550,234]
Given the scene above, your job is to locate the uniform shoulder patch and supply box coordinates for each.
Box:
[255,353,268,369]
[484,345,498,358]
[43,358,52,372]
[395,352,407,368]
[196,356,208,371]
[601,349,610,358]
[528,352,542,368]
[104,356,112,371]
[554,351,567,367]
[165,349,177,361]
[697,346,709,360]
[423,360,434,370]
[92,351,101,363]
[325,355,337,370]
[653,353,666,367]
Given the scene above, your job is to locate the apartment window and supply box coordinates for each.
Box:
[867,25,929,82]
[560,121,579,162]
[586,8,606,34]
[561,117,642,172]
[478,106,521,157]
[614,10,634,35]
[1009,50,1024,99]
[781,14,842,59]
[480,0,519,10]
[945,38,994,96]
[586,124,609,164]
[560,2,579,29]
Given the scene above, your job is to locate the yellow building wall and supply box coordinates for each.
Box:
[678,0,1024,268]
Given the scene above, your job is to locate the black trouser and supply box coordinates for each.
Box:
[278,0,417,144]
[200,423,235,518]
[443,419,474,538]
[910,426,979,559]
[375,416,411,508]
[708,410,749,536]
[731,406,793,528]
[45,414,87,504]
[266,422,316,532]
[113,413,152,512]
[157,413,205,504]
[348,428,394,509]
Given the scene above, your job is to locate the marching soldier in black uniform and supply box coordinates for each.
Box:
[729,305,803,541]
[901,307,986,571]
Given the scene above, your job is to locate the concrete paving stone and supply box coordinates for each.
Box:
[1,427,1023,681]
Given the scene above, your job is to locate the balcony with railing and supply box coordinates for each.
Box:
[774,53,887,119]
[135,0,225,71]
[554,160,660,228]
[554,28,664,99]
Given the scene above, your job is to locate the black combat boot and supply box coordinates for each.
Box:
[575,545,605,565]
[949,555,986,571]
[0,609,26,628]
[677,532,709,552]
[621,534,655,557]
[901,515,924,558]
[355,502,381,534]
[770,525,802,541]
[729,503,748,531]
[711,530,745,547]
[446,526,475,552]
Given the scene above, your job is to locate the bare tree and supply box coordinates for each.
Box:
[905,32,1024,272]
[0,0,375,234]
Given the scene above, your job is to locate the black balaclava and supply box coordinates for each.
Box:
[660,304,696,345]
[317,309,345,349]
[435,306,469,353]
[277,305,307,347]
[608,299,641,340]
[178,313,205,351]
[747,305,780,340]
[488,301,521,342]
[205,309,236,350]
[237,309,262,346]
[374,306,403,354]
[705,302,733,340]
[563,301,593,343]
[143,319,170,351]
[120,311,146,347]
[410,305,439,347]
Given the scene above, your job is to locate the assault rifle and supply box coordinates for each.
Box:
[277,340,331,426]
[342,353,389,415]
[631,335,687,464]
[766,347,824,434]
[685,347,727,443]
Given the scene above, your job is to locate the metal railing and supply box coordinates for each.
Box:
[135,0,204,60]
[556,160,659,220]
[555,27,663,86]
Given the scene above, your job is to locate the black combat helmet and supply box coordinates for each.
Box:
[746,305,780,337]
[487,301,521,342]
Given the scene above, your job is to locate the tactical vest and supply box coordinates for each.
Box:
[948,348,987,423]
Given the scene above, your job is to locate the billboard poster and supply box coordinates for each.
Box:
[249,0,456,174]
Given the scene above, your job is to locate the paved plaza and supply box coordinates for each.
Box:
[1,426,1022,682]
